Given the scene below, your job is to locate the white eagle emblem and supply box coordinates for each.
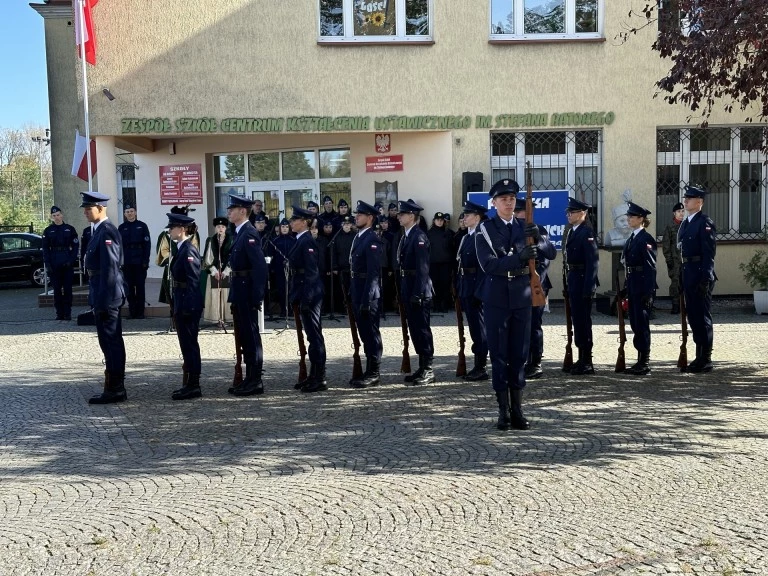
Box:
[375,133,391,153]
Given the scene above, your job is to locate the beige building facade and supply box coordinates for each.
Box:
[33,0,767,295]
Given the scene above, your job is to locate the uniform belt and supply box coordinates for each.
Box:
[171,280,187,289]
[50,247,70,251]
[459,267,476,275]
[493,268,530,278]
[682,256,701,263]
[400,269,416,276]
[350,272,367,278]
[626,265,644,273]
[231,270,251,277]
[566,264,585,271]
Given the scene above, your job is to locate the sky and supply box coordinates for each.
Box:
[0,0,51,130]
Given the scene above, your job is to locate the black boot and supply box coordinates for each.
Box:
[571,349,595,375]
[89,370,128,404]
[350,358,369,387]
[686,344,703,372]
[404,355,426,384]
[173,367,189,395]
[625,351,642,374]
[687,346,713,373]
[464,355,489,381]
[412,357,435,385]
[173,373,202,400]
[353,358,381,388]
[627,351,651,376]
[496,390,511,430]
[303,364,329,393]
[524,355,543,379]
[670,301,680,315]
[509,388,530,430]
[569,348,584,374]
[234,366,264,396]
[297,364,315,390]
[229,364,251,394]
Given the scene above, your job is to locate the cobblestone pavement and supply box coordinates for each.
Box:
[1,283,767,575]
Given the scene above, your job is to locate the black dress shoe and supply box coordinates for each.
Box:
[233,379,264,396]
[301,380,328,393]
[172,386,202,400]
[88,390,127,404]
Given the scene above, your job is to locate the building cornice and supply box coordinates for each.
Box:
[30,2,73,19]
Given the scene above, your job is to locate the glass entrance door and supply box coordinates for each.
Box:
[249,184,317,222]
[281,186,317,219]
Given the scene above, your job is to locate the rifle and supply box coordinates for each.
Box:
[292,302,308,383]
[561,228,574,372]
[341,280,364,380]
[452,279,467,377]
[678,293,688,371]
[525,161,547,307]
[394,278,412,373]
[232,309,243,388]
[615,269,626,373]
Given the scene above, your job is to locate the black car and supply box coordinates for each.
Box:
[0,232,47,287]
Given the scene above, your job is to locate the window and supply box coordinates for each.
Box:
[656,126,768,240]
[319,0,432,43]
[490,0,602,40]
[491,130,603,236]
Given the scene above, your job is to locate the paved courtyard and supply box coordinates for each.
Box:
[1,283,767,575]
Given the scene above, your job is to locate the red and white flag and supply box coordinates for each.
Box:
[71,130,97,181]
[74,0,98,65]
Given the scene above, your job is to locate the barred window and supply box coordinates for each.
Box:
[491,130,603,236]
[656,126,768,240]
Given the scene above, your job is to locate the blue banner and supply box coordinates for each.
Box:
[467,190,569,250]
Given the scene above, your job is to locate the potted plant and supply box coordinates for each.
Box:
[739,249,768,314]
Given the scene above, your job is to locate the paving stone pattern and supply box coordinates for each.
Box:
[1,285,767,575]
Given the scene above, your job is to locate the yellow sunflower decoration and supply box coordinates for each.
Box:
[371,11,386,27]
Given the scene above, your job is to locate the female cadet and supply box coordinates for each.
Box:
[167,212,204,400]
[268,218,295,320]
[621,202,657,375]
[201,216,232,324]
[563,198,600,375]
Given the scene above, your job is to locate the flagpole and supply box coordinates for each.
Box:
[77,0,93,194]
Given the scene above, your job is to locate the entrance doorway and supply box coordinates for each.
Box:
[248,183,318,222]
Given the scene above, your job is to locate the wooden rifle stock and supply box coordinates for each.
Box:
[341,281,364,380]
[525,162,547,308]
[562,286,574,371]
[615,279,627,373]
[678,294,688,370]
[452,280,467,377]
[292,303,308,383]
[232,310,243,387]
[394,280,411,373]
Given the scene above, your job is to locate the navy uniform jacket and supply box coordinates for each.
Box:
[228,221,267,307]
[349,228,382,309]
[475,216,531,309]
[623,229,657,297]
[42,222,79,268]
[397,226,432,302]
[333,231,355,271]
[535,223,557,292]
[456,231,485,300]
[288,232,324,305]
[170,239,204,315]
[80,226,92,267]
[84,220,126,311]
[677,211,717,290]
[564,224,599,297]
[118,219,151,267]
[269,233,295,273]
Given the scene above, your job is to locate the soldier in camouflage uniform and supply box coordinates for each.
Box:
[661,202,685,314]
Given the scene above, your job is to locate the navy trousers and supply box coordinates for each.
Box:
[460,296,488,360]
[175,310,202,374]
[353,298,382,361]
[300,299,326,366]
[684,281,714,349]
[627,299,651,353]
[232,304,263,374]
[95,305,126,374]
[406,299,434,358]
[50,264,74,318]
[123,264,147,317]
[485,303,531,392]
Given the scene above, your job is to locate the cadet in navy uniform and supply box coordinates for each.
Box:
[118,203,151,319]
[288,206,327,393]
[621,202,657,376]
[455,201,489,381]
[227,194,268,396]
[317,195,338,231]
[678,184,717,372]
[167,212,204,400]
[513,197,557,379]
[475,180,539,431]
[268,218,295,319]
[349,201,384,388]
[563,197,600,375]
[81,192,128,404]
[397,199,435,385]
[42,206,79,320]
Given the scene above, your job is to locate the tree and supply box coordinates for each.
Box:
[620,1,768,140]
[0,126,52,229]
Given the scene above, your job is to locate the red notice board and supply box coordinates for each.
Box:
[365,155,403,173]
[159,163,203,205]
